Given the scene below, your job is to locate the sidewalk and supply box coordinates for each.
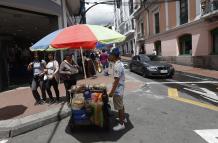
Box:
[121,56,218,80]
[0,71,144,138]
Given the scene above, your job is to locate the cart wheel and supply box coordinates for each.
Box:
[69,118,75,132]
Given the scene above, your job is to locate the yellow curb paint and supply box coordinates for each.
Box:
[168,88,218,112]
[168,88,179,98]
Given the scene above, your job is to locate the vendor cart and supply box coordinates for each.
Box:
[68,84,111,131]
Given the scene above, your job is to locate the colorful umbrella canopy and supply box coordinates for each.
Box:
[30,24,125,51]
[30,29,62,51]
[51,24,126,49]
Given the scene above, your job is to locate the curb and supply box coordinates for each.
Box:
[0,103,70,138]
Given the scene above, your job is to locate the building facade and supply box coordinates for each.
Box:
[133,0,218,69]
[0,0,83,91]
[114,0,137,56]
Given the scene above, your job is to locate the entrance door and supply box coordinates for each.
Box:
[154,41,161,56]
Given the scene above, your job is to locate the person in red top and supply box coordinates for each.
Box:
[100,49,109,76]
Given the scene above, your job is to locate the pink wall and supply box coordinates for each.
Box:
[145,21,218,57]
[161,39,178,56]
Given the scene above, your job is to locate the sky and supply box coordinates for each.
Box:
[85,0,114,25]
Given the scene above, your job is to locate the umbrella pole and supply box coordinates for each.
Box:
[80,47,87,84]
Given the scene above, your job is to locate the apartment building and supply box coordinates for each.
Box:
[114,0,137,56]
[133,0,218,69]
[0,0,84,91]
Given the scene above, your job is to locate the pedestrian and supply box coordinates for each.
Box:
[59,53,79,105]
[27,52,46,105]
[44,53,60,103]
[100,49,109,76]
[153,49,157,56]
[108,47,126,131]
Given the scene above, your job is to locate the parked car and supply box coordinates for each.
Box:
[129,54,175,78]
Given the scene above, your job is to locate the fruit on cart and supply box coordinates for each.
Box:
[71,94,85,110]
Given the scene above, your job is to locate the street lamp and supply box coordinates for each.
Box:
[80,0,115,24]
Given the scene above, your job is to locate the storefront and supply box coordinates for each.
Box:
[0,6,58,90]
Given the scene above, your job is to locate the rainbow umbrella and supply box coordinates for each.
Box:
[30,24,126,79]
[51,24,125,49]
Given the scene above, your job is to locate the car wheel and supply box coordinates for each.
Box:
[129,66,133,72]
[143,70,149,78]
[167,73,173,79]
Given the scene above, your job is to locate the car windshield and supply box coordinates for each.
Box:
[139,55,151,62]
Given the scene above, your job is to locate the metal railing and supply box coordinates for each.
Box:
[201,0,218,15]
[137,32,145,40]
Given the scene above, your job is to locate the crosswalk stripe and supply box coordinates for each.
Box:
[0,139,8,143]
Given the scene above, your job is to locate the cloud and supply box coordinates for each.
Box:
[85,1,114,25]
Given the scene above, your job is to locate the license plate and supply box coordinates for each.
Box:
[160,70,168,73]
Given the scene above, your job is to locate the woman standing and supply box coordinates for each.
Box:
[27,52,46,105]
[44,53,60,103]
[59,53,79,104]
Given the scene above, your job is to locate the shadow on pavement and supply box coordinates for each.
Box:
[0,105,27,120]
[65,112,134,143]
[46,102,66,143]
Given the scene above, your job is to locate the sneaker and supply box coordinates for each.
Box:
[116,118,127,123]
[39,100,45,104]
[113,123,125,131]
[49,99,55,104]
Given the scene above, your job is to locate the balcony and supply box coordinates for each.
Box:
[201,0,218,21]
[137,32,145,41]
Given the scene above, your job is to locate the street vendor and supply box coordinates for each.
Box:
[108,47,127,131]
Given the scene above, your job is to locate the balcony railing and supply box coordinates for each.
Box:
[201,0,218,16]
[137,32,145,41]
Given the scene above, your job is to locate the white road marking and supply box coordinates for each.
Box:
[181,74,209,80]
[184,88,218,103]
[0,139,8,143]
[145,90,151,93]
[145,81,218,84]
[195,129,218,143]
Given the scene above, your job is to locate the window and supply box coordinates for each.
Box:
[154,12,160,34]
[154,41,161,56]
[180,0,188,25]
[131,19,134,29]
[139,55,151,62]
[130,40,134,54]
[126,43,129,53]
[129,0,133,14]
[179,34,192,55]
[140,22,144,35]
[211,28,218,54]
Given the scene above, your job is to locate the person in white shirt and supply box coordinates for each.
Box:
[44,53,60,103]
[27,52,46,105]
[109,47,126,131]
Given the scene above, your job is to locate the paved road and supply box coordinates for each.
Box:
[6,71,218,143]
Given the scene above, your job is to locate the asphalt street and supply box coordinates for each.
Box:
[6,70,218,143]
